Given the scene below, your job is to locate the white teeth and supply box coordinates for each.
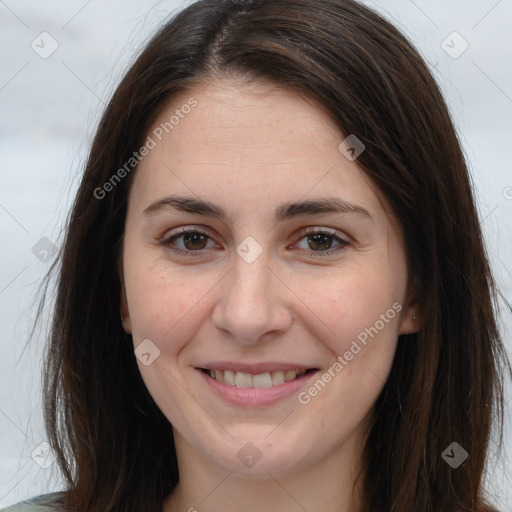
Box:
[271,371,285,386]
[207,369,308,388]
[252,373,272,388]
[223,369,236,386]
[284,370,297,382]
[234,371,252,388]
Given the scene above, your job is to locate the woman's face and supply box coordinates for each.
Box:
[121,77,416,477]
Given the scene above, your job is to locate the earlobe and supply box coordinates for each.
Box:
[399,309,419,335]
[398,285,420,334]
[120,288,132,334]
[118,248,132,334]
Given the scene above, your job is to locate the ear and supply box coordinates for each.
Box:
[120,283,132,334]
[118,247,132,335]
[398,286,420,335]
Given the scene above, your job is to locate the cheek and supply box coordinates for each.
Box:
[295,263,404,345]
[294,270,403,424]
[123,258,218,347]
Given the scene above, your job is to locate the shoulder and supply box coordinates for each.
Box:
[1,492,67,511]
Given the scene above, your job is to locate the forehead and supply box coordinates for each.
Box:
[157,77,341,151]
[129,77,391,228]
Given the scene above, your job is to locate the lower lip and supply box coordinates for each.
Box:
[196,368,320,407]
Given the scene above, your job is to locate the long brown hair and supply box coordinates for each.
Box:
[38,1,510,511]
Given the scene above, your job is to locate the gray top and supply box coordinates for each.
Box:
[1,493,65,511]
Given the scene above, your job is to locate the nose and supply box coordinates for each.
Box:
[211,249,292,345]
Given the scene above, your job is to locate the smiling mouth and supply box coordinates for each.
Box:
[199,368,318,388]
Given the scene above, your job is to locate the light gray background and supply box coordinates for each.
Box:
[1,0,511,509]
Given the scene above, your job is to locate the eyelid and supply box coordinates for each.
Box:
[162,225,220,251]
[298,226,349,242]
[165,225,214,237]
[289,226,350,257]
[161,225,350,257]
[163,225,349,241]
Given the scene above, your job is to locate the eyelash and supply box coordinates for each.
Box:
[161,226,350,258]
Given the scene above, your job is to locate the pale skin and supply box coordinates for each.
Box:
[120,76,418,512]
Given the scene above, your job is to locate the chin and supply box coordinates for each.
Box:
[199,432,315,477]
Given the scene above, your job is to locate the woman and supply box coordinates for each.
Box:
[5,0,510,511]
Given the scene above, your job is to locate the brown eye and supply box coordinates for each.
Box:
[295,228,350,257]
[306,233,335,251]
[163,228,217,256]
[181,232,209,250]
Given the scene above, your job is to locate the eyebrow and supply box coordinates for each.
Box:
[143,195,373,222]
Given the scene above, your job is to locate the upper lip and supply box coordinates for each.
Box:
[195,361,319,374]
